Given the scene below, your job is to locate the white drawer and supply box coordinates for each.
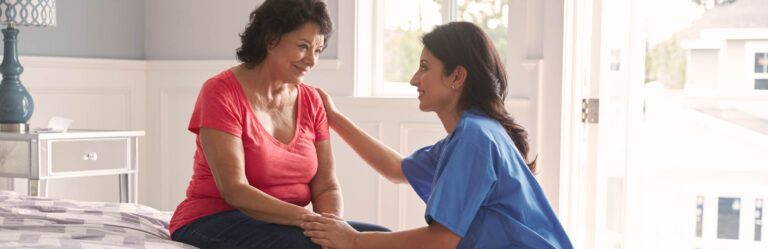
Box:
[45,138,130,174]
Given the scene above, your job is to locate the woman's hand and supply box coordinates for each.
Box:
[302,213,359,249]
[315,88,340,125]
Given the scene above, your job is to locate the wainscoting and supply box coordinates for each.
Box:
[9,56,542,230]
[4,57,146,202]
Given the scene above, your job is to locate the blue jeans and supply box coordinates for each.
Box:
[171,210,391,249]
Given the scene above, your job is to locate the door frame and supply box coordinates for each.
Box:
[559,0,647,248]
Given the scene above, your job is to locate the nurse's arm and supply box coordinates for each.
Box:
[315,88,408,184]
[303,214,460,248]
[350,221,460,249]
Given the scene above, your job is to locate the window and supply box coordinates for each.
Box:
[696,196,704,238]
[755,53,767,73]
[718,197,741,240]
[566,0,768,248]
[359,0,509,96]
[755,52,768,89]
[757,198,763,241]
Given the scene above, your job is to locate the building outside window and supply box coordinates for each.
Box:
[755,52,768,89]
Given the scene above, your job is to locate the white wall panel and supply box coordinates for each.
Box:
[331,122,382,224]
[30,90,130,130]
[399,124,445,230]
[158,89,199,211]
[1,57,147,203]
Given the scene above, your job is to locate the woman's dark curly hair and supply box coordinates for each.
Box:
[422,22,538,173]
[236,0,333,68]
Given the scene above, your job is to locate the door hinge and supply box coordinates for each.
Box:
[581,98,599,123]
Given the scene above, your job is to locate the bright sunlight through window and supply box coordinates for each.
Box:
[360,0,509,96]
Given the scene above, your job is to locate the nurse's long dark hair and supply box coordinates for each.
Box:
[422,22,537,173]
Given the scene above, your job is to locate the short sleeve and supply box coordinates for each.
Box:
[304,86,329,142]
[188,77,243,137]
[424,135,498,238]
[401,140,444,202]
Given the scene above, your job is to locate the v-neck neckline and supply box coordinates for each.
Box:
[228,69,303,148]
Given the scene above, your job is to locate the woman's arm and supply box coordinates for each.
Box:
[303,214,460,249]
[200,127,313,227]
[309,140,342,216]
[315,88,407,183]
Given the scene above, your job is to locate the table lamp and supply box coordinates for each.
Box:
[0,0,56,133]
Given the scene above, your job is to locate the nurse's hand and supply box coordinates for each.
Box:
[302,213,359,249]
[315,88,341,125]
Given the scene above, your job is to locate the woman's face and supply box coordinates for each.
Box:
[266,22,325,83]
[410,48,459,113]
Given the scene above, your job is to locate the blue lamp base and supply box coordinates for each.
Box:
[0,26,34,133]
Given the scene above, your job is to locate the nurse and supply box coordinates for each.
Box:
[301,22,573,249]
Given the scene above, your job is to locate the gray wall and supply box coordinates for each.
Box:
[4,0,339,60]
[144,0,338,60]
[11,0,144,59]
[144,0,254,60]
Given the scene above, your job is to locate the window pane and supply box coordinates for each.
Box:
[717,197,740,240]
[756,198,763,241]
[756,79,768,90]
[696,196,704,237]
[756,53,766,73]
[383,0,442,83]
[611,0,768,247]
[456,0,509,66]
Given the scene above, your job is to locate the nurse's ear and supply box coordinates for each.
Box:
[449,66,467,90]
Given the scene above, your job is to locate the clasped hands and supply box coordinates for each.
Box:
[301,213,359,249]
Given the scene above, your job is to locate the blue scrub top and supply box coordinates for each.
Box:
[402,108,573,249]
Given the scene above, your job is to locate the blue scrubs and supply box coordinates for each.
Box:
[402,108,573,249]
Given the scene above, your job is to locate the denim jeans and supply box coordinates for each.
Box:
[171,210,391,249]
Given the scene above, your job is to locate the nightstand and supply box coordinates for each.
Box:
[0,130,144,203]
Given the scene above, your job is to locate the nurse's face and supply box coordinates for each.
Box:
[409,49,460,113]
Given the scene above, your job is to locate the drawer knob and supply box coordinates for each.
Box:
[82,152,98,161]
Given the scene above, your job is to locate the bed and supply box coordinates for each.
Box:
[0,191,195,248]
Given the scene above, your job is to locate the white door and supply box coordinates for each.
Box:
[563,0,644,248]
[564,0,768,248]
[561,0,644,248]
[594,0,642,247]
[593,0,645,248]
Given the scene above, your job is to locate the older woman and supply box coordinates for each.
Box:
[302,22,573,249]
[169,0,388,248]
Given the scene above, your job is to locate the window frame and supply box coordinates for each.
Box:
[754,52,768,89]
[754,52,767,74]
[356,0,511,97]
[746,42,768,90]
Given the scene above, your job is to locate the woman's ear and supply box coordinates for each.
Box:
[265,35,281,51]
[451,65,468,88]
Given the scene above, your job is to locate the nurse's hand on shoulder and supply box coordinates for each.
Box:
[301,212,359,249]
[315,88,340,123]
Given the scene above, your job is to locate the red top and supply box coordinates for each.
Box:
[169,70,329,234]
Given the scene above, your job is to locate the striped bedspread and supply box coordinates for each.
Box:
[0,191,195,248]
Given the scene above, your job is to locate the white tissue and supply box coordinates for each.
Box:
[37,116,73,133]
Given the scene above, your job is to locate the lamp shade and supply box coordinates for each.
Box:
[0,0,56,27]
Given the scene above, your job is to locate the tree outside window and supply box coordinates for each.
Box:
[379,0,509,94]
